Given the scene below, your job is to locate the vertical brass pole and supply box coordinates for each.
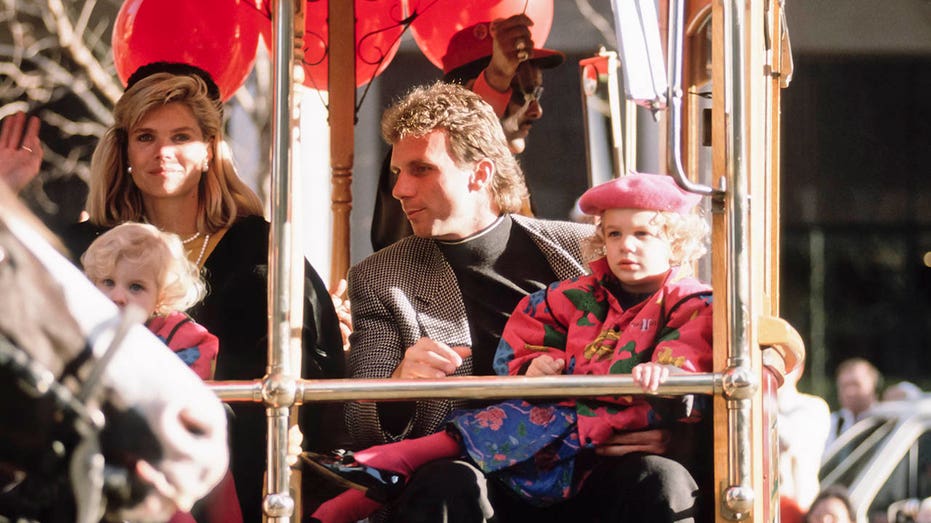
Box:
[265,0,300,520]
[720,0,756,520]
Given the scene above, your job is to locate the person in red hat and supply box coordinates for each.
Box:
[441,15,564,155]
[371,13,565,252]
[308,172,713,523]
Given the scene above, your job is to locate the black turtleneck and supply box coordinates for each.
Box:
[603,276,653,310]
[437,215,559,376]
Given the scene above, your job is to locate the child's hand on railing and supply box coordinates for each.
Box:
[632,362,672,393]
[525,355,565,377]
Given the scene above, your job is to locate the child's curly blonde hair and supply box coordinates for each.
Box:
[81,222,206,315]
[583,210,709,268]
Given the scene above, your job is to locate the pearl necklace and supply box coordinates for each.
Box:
[181,231,202,244]
[141,215,200,245]
[194,233,212,267]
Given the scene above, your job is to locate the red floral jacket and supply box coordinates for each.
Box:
[494,257,713,445]
[147,312,219,380]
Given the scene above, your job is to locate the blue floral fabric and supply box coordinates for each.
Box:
[448,400,584,506]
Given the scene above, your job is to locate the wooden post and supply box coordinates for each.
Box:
[328,1,355,288]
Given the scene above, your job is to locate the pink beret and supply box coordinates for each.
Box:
[578,173,702,215]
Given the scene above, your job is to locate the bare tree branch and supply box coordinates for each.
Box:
[47,0,122,104]
[1,0,122,229]
[575,0,617,49]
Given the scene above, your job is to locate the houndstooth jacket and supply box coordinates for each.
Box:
[345,214,595,447]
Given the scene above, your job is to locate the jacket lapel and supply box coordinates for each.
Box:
[512,214,591,279]
[409,239,472,348]
[403,217,592,361]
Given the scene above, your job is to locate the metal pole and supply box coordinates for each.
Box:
[265,0,299,520]
[212,373,720,403]
[666,0,717,197]
[721,0,756,519]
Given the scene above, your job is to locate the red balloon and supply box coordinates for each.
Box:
[409,0,554,71]
[260,1,406,92]
[112,0,261,102]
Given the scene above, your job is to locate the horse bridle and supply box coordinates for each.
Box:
[0,305,146,523]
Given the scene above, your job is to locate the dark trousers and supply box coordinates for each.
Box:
[389,453,704,523]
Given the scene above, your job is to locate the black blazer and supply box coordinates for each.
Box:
[346,215,594,447]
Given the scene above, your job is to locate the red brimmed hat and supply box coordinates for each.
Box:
[441,22,564,81]
[579,173,702,215]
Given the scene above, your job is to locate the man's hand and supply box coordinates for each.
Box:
[329,278,352,351]
[391,337,472,379]
[0,111,42,192]
[526,354,565,377]
[595,429,672,457]
[485,14,535,92]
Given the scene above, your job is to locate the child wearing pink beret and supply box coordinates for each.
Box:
[307,173,713,522]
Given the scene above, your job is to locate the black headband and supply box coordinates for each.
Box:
[125,61,222,103]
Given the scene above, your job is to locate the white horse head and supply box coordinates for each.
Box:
[0,186,228,521]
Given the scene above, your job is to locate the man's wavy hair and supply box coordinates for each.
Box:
[381,81,528,214]
[86,70,264,232]
[82,222,205,316]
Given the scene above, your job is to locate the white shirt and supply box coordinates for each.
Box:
[779,387,831,509]
[825,407,870,452]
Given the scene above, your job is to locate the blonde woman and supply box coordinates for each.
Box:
[64,62,344,521]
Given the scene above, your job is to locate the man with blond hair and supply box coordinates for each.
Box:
[342,82,704,522]
[370,13,564,251]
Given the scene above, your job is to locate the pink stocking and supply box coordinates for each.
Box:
[354,430,461,476]
[311,431,462,523]
[312,488,382,523]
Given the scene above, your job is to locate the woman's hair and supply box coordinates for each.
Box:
[583,209,710,267]
[81,222,206,315]
[381,81,528,214]
[86,70,264,231]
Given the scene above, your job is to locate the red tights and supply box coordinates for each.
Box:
[311,431,461,523]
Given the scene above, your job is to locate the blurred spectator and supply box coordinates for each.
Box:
[779,364,832,518]
[826,358,881,449]
[882,381,923,402]
[806,485,855,523]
